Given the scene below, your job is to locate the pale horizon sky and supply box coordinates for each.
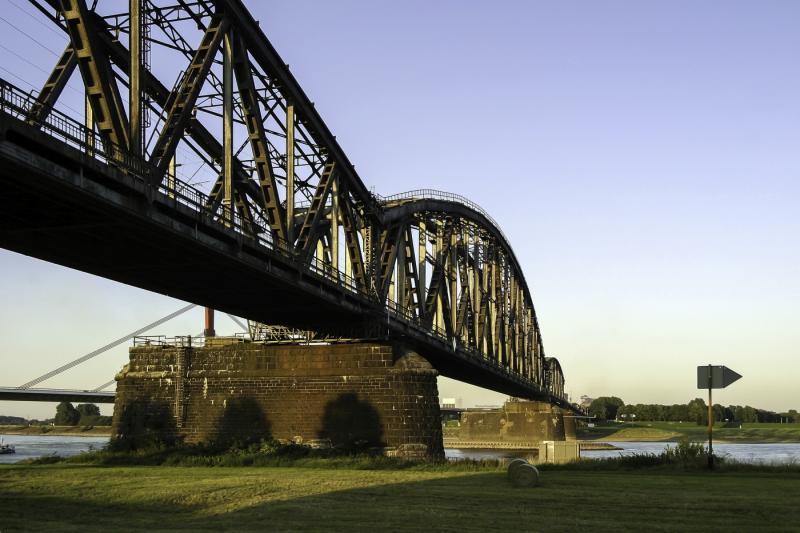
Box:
[1,1,798,418]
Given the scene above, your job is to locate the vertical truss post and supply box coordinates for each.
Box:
[519,290,525,376]
[481,242,492,357]
[129,0,142,157]
[449,230,458,342]
[222,29,234,226]
[396,226,406,311]
[167,156,176,199]
[434,222,444,332]
[418,221,427,319]
[286,103,295,244]
[490,249,499,363]
[472,235,480,352]
[344,241,352,278]
[85,94,94,156]
[330,177,339,276]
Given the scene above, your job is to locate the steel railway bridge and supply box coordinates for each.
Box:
[0,0,569,408]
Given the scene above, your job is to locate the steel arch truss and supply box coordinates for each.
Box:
[15,0,567,403]
[375,199,549,390]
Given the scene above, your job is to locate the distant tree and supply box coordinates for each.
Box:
[687,398,707,425]
[668,404,689,422]
[589,397,625,421]
[76,404,100,418]
[0,415,28,425]
[742,406,758,423]
[54,402,80,426]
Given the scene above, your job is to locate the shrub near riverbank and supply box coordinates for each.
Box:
[578,421,800,443]
[26,438,800,474]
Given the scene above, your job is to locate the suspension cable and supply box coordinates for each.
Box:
[19,303,196,389]
[225,313,248,333]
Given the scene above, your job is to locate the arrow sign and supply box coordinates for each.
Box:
[697,365,742,389]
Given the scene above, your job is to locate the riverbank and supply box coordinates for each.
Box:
[578,421,800,443]
[1,464,798,531]
[0,425,111,437]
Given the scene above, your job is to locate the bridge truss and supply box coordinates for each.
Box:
[0,0,567,405]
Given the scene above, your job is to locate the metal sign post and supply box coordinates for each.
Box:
[697,365,742,470]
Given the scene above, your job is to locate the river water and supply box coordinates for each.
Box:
[2,436,800,465]
[0,435,109,464]
[447,441,800,465]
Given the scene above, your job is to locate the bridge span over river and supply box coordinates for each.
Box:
[0,0,574,455]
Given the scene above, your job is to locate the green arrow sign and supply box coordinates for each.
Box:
[697,365,742,389]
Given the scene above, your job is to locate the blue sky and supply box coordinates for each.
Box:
[1,1,798,417]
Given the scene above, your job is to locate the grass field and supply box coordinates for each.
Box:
[1,464,799,532]
[578,421,800,443]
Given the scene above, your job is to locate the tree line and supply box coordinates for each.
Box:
[588,396,798,425]
[54,402,112,426]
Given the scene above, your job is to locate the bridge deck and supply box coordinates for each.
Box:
[0,112,564,405]
[0,387,115,404]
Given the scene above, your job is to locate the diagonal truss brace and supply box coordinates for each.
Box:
[60,0,129,152]
[295,161,336,254]
[149,12,229,182]
[231,33,286,242]
[27,44,77,126]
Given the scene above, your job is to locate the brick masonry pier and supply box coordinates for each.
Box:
[444,399,577,447]
[112,339,444,459]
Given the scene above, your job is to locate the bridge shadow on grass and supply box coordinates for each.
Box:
[318,393,384,449]
[0,470,511,532]
[110,399,177,451]
[3,468,800,532]
[213,397,272,449]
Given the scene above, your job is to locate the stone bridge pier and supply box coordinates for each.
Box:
[112,339,444,459]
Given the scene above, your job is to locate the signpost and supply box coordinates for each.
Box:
[697,365,742,469]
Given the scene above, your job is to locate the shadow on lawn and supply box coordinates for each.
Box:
[3,468,800,532]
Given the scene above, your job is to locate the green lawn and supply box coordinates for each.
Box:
[2,464,799,532]
[579,421,800,442]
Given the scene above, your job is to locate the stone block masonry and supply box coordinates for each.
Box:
[454,399,576,444]
[112,340,444,459]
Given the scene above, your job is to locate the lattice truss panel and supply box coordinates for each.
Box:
[10,0,563,399]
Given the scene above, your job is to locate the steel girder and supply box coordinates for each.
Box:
[26,45,76,126]
[59,0,130,153]
[149,12,229,179]
[19,0,566,403]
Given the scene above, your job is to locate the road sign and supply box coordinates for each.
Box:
[697,365,742,389]
[697,364,743,470]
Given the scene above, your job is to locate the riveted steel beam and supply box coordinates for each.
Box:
[339,192,367,290]
[295,161,335,254]
[27,45,76,126]
[59,0,129,153]
[149,12,229,181]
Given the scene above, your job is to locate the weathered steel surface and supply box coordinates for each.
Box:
[0,0,573,406]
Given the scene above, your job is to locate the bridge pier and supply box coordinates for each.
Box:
[448,399,577,447]
[112,339,444,459]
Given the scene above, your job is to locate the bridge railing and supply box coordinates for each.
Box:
[376,189,509,245]
[0,79,545,396]
[0,79,368,294]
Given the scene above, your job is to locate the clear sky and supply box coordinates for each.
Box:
[1,1,798,418]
